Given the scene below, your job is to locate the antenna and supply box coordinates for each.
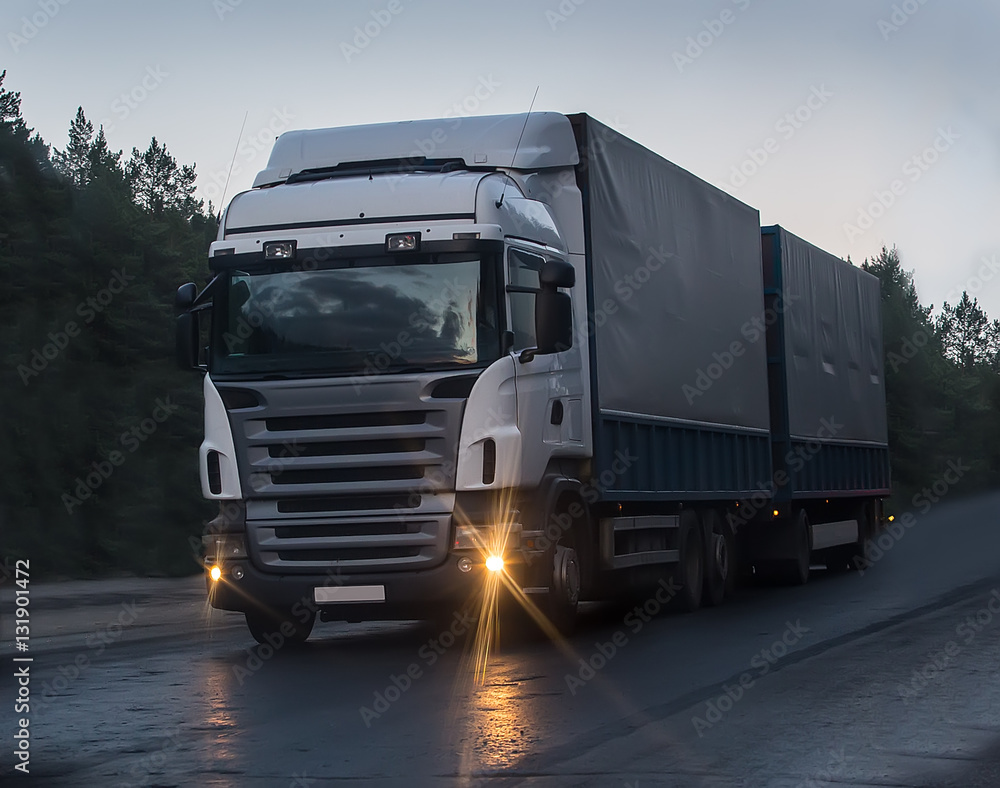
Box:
[496,86,539,209]
[218,110,248,218]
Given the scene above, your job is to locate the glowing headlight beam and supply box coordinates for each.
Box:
[485,555,504,573]
[209,565,222,582]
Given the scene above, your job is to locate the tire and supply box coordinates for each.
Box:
[542,544,580,636]
[702,510,734,607]
[245,607,315,647]
[669,511,704,612]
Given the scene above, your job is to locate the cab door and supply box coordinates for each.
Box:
[506,246,585,484]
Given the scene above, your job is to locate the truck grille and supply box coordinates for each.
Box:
[223,374,467,573]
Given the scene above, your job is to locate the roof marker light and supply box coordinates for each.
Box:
[386,232,420,252]
[264,240,296,259]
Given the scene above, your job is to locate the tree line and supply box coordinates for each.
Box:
[0,70,996,577]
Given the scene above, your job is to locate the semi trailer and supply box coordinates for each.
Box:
[176,113,890,643]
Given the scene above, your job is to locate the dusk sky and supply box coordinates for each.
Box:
[4,0,998,317]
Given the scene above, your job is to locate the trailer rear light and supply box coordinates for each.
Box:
[263,240,296,259]
[385,232,421,252]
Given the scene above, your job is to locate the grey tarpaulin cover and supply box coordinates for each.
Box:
[765,226,888,444]
[577,115,771,432]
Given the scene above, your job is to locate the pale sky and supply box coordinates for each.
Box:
[4,0,999,318]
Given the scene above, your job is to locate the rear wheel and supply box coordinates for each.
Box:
[669,511,704,612]
[702,510,734,607]
[245,607,315,647]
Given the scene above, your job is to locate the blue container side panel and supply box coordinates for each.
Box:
[787,440,891,498]
[595,413,773,501]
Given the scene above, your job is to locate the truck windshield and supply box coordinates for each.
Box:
[212,254,502,376]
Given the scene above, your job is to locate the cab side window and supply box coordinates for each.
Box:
[507,248,545,350]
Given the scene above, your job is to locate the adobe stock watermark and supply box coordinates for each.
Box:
[690,618,811,735]
[201,107,296,205]
[530,449,639,563]
[843,126,959,243]
[673,0,753,73]
[729,85,833,189]
[942,254,1000,307]
[575,245,672,347]
[98,65,169,134]
[877,0,931,41]
[383,77,501,194]
[546,0,586,31]
[16,268,135,385]
[231,564,348,687]
[119,729,182,788]
[681,290,799,405]
[7,0,71,54]
[61,397,181,513]
[358,605,476,726]
[854,458,969,574]
[725,416,844,533]
[564,576,680,695]
[346,276,470,392]
[341,0,404,63]
[34,601,141,714]
[897,588,1000,704]
[213,0,243,21]
[799,749,849,788]
[885,328,930,373]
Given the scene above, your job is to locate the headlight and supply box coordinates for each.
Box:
[454,525,491,551]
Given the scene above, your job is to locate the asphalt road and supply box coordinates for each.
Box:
[3,490,1000,787]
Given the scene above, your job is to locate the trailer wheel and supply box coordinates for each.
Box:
[669,511,704,612]
[542,544,580,635]
[245,607,315,648]
[702,510,733,607]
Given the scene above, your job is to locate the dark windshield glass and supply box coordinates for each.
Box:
[212,254,501,376]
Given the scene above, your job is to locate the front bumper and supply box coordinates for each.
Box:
[207,553,510,620]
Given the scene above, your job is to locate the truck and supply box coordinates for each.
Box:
[176,113,890,644]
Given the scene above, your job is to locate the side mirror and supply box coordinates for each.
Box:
[176,312,199,370]
[535,289,573,355]
[540,259,575,289]
[176,282,197,309]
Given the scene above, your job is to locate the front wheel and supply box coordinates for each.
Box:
[245,607,315,647]
[542,544,580,635]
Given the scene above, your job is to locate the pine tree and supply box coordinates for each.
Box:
[0,70,29,141]
[125,137,202,217]
[936,292,991,368]
[53,106,95,187]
